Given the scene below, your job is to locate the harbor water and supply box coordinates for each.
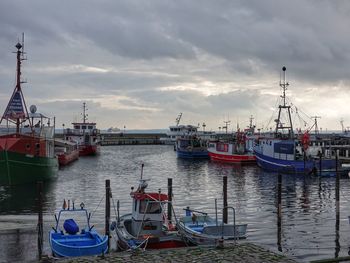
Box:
[1,145,350,262]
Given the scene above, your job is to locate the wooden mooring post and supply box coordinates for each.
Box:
[335,154,340,257]
[167,178,173,224]
[223,176,228,224]
[37,181,43,260]
[105,179,111,253]
[277,173,282,252]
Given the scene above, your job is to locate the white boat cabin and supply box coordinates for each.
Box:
[64,122,99,146]
[129,181,168,237]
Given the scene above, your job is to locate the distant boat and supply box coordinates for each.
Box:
[55,139,79,166]
[63,102,100,156]
[106,127,121,133]
[161,113,215,145]
[176,135,209,158]
[112,165,187,250]
[49,202,108,257]
[0,39,58,185]
[253,67,336,174]
[208,122,256,163]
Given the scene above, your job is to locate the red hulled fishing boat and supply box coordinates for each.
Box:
[112,164,187,250]
[0,38,58,185]
[63,103,100,156]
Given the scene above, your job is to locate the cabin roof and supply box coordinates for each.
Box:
[131,192,168,202]
[72,122,96,125]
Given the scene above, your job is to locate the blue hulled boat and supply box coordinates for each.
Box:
[49,202,108,257]
[254,67,337,175]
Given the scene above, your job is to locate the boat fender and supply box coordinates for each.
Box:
[110,221,116,231]
[168,223,176,231]
[127,239,137,249]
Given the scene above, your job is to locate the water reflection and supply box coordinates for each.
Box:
[0,181,54,214]
[1,145,350,262]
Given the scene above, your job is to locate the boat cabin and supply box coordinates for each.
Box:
[129,182,168,237]
[64,122,100,146]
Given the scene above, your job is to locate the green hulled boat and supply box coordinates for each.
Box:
[0,39,58,185]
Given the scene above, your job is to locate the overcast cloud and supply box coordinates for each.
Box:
[0,0,349,131]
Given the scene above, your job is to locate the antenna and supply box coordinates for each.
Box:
[22,33,25,59]
[340,118,344,133]
[280,66,289,107]
[175,113,182,126]
[310,116,321,134]
[81,102,88,123]
[223,120,231,134]
[275,66,293,137]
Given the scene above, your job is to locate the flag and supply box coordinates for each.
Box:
[3,91,26,120]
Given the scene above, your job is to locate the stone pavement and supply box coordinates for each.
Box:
[51,243,299,263]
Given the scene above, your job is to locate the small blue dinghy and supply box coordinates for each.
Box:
[49,202,108,257]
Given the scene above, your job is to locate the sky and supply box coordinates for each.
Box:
[0,0,349,131]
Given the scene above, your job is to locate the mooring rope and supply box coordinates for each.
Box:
[90,194,105,219]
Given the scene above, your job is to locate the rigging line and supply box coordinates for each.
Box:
[111,193,118,218]
[90,194,105,219]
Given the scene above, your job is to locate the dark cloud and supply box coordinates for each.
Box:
[0,0,349,129]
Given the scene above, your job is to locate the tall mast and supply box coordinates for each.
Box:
[275,66,293,137]
[0,38,31,133]
[82,102,88,123]
[175,113,182,126]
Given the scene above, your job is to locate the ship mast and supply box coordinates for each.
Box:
[0,36,31,133]
[82,102,88,123]
[175,113,182,126]
[275,66,293,137]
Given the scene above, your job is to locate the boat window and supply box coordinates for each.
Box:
[216,142,228,152]
[88,125,93,129]
[134,201,137,212]
[82,126,86,130]
[139,201,162,214]
[74,125,80,129]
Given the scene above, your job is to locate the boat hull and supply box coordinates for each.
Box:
[115,214,187,250]
[49,230,108,257]
[208,151,256,163]
[254,151,336,174]
[177,215,247,246]
[176,149,209,159]
[79,145,99,156]
[58,149,79,166]
[0,150,58,185]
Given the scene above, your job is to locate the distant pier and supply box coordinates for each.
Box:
[100,132,167,145]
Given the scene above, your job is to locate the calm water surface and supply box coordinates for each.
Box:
[1,145,350,262]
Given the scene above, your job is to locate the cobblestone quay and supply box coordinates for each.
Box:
[51,243,298,263]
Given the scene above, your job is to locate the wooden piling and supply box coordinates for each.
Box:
[332,154,340,257]
[105,179,110,253]
[223,176,228,224]
[277,174,282,252]
[37,181,43,260]
[167,178,173,224]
